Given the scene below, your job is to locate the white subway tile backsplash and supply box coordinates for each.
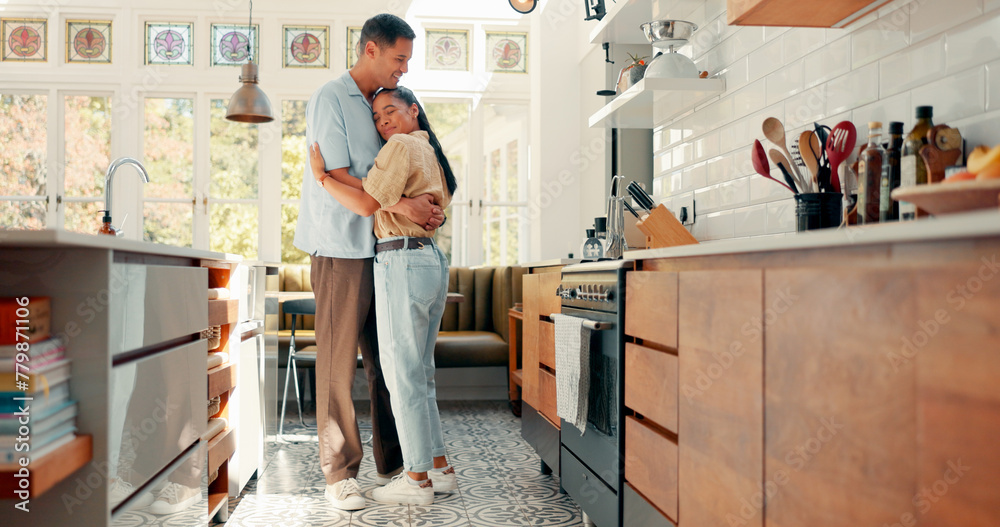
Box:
[783,28,827,63]
[911,66,986,123]
[851,91,912,129]
[766,60,804,105]
[908,0,981,44]
[733,79,767,120]
[734,204,767,237]
[989,60,1000,111]
[803,36,852,89]
[945,10,1000,74]
[826,62,879,115]
[647,0,1000,244]
[852,9,909,69]
[749,39,785,82]
[785,85,827,129]
[879,36,945,97]
[766,198,797,234]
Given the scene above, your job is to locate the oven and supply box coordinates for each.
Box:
[556,260,629,527]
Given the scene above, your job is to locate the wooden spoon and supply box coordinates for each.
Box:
[752,140,793,193]
[763,117,806,190]
[798,130,820,191]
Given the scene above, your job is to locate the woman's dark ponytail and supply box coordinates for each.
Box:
[377,86,458,196]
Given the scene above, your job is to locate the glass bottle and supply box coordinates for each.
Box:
[858,122,887,225]
[880,121,904,222]
[900,106,933,219]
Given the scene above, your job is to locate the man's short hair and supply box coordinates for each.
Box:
[359,13,415,52]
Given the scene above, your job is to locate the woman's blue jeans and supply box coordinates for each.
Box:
[373,236,449,473]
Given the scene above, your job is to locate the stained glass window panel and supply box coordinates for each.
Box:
[66,20,112,64]
[283,26,327,68]
[425,29,468,72]
[2,18,47,62]
[211,24,258,67]
[346,27,361,69]
[485,32,527,74]
[145,22,192,66]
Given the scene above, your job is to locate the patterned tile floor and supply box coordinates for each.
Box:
[212,401,584,527]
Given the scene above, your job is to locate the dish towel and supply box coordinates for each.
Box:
[552,314,590,435]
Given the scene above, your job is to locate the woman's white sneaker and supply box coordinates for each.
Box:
[325,478,365,510]
[428,466,457,492]
[372,474,433,505]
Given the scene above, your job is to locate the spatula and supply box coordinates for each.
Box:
[825,121,857,194]
[753,139,793,193]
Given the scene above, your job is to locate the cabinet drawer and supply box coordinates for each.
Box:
[625,271,678,348]
[625,342,678,433]
[538,368,559,426]
[561,446,617,527]
[538,320,555,370]
[538,272,562,318]
[110,264,208,356]
[109,339,207,501]
[624,482,676,527]
[625,416,678,522]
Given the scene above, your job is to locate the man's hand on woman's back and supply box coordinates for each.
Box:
[391,194,445,231]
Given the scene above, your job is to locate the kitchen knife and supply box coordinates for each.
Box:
[623,200,641,219]
[627,181,656,212]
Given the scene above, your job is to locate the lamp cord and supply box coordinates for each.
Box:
[247,0,253,62]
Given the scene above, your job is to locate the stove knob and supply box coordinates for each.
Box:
[595,285,608,301]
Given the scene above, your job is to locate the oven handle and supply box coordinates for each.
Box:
[549,314,614,331]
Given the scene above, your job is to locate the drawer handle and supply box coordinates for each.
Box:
[582,473,588,480]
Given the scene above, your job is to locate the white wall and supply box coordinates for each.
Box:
[638,0,1000,243]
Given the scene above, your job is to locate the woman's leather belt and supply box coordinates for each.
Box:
[374,237,435,253]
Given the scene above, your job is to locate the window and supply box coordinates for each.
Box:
[143,97,194,247]
[480,103,528,266]
[63,95,111,234]
[0,94,47,229]
[209,98,258,259]
[281,99,308,263]
[424,100,471,266]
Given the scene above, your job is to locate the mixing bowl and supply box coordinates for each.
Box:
[640,20,697,47]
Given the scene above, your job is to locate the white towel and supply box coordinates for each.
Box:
[552,314,590,435]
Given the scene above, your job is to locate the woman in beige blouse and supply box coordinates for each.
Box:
[310,86,458,506]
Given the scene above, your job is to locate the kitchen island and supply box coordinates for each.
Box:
[617,209,1000,527]
[0,230,246,526]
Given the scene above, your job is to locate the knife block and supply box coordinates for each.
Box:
[636,204,699,249]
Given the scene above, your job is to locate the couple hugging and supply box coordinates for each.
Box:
[293,13,457,509]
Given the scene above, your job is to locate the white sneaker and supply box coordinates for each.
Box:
[429,466,457,492]
[325,478,365,510]
[109,479,154,509]
[372,474,433,506]
[148,482,200,515]
[374,466,404,486]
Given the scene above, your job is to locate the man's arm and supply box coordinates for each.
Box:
[388,194,445,230]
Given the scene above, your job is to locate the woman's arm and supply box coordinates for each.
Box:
[311,144,380,216]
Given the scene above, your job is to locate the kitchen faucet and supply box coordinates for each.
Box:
[101,157,149,235]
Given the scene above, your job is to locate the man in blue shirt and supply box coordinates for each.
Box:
[293,13,443,511]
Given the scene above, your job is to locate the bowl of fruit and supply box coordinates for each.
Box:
[891,144,1000,215]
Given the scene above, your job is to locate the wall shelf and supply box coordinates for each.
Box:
[588,77,725,129]
[588,0,706,45]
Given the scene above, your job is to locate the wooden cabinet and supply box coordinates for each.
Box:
[625,416,679,521]
[521,271,562,416]
[678,270,764,527]
[727,0,891,27]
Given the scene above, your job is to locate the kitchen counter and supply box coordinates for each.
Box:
[0,229,239,261]
[519,258,582,268]
[625,209,1000,260]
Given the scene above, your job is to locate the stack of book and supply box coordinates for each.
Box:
[0,297,78,467]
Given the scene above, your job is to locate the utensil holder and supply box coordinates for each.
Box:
[795,192,843,231]
[635,204,699,249]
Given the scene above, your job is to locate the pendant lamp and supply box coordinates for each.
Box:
[509,0,538,14]
[226,0,273,123]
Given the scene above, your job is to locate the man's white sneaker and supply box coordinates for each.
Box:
[325,478,366,510]
[428,466,457,492]
[148,482,200,515]
[374,466,404,486]
[372,474,433,505]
